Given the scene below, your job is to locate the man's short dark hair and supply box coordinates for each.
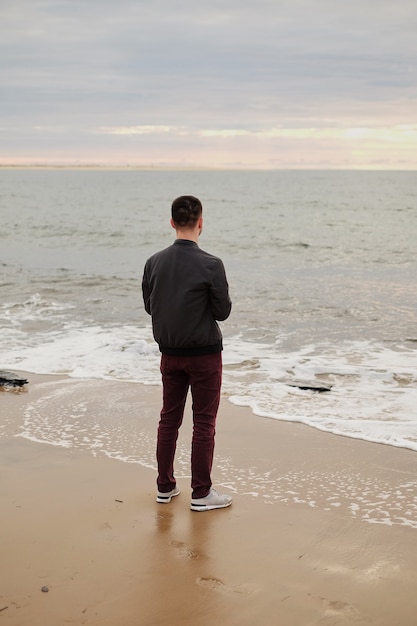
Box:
[171,196,202,228]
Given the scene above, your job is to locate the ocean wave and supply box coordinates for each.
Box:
[1,321,416,452]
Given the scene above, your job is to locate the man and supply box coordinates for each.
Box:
[142,195,232,512]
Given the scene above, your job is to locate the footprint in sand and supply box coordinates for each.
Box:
[196,577,257,596]
[318,598,364,624]
[196,577,225,590]
[170,540,203,560]
[155,510,173,532]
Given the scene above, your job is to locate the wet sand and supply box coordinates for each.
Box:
[1,373,417,625]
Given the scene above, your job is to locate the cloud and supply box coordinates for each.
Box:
[199,124,417,142]
[98,125,181,135]
[1,0,417,167]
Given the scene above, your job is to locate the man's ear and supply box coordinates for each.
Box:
[170,217,176,229]
[198,216,203,235]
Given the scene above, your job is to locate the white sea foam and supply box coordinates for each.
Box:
[16,378,159,469]
[1,322,160,383]
[2,320,417,452]
[214,457,417,529]
[224,339,417,452]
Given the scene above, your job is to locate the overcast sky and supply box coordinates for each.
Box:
[1,0,417,168]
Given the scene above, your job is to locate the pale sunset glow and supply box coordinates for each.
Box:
[1,1,416,169]
[99,125,178,136]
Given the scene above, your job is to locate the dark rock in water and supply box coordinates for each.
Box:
[0,370,29,387]
[284,379,332,392]
[41,586,49,593]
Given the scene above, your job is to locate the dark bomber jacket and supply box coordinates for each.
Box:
[142,239,232,356]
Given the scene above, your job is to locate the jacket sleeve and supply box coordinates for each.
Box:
[142,263,152,315]
[210,259,232,321]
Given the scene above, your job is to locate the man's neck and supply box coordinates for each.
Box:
[175,228,200,243]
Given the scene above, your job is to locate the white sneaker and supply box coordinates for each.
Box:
[156,485,181,503]
[190,488,233,512]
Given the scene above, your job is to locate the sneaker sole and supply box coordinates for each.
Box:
[156,488,180,503]
[190,501,232,512]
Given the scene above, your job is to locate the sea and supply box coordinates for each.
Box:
[1,168,417,460]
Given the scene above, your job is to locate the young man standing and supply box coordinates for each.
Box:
[142,195,232,512]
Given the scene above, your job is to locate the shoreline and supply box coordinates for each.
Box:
[1,372,417,625]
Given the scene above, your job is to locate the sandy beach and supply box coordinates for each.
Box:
[1,373,417,626]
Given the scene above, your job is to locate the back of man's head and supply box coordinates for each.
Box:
[171,196,202,228]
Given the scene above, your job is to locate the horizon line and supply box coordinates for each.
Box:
[1,163,416,172]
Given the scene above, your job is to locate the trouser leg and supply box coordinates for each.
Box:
[157,355,189,493]
[189,352,222,499]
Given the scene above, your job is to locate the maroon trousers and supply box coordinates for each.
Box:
[157,352,222,499]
